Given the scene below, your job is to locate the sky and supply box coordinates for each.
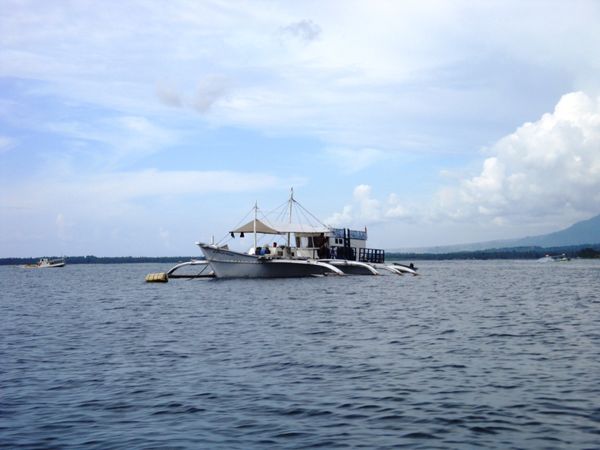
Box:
[2,0,600,257]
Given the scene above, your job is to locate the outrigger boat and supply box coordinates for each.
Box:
[172,189,418,279]
[22,257,66,268]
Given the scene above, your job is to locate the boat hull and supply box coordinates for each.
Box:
[198,244,342,278]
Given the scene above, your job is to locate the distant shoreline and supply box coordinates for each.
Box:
[0,256,199,266]
[2,244,599,265]
[388,243,600,260]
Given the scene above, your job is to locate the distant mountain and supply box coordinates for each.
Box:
[404,213,600,254]
[513,213,600,247]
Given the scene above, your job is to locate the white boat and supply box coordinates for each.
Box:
[197,244,343,278]
[553,253,571,262]
[537,253,571,263]
[22,257,66,268]
[194,190,415,279]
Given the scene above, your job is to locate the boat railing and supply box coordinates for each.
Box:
[358,247,385,264]
[335,246,356,261]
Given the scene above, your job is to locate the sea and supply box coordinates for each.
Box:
[1,260,599,449]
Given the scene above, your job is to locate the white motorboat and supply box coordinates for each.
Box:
[193,190,415,279]
[22,257,66,268]
[537,253,571,263]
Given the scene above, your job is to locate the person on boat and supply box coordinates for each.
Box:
[330,246,337,259]
[317,234,330,259]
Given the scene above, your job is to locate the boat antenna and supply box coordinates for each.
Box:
[287,187,294,246]
[254,201,258,251]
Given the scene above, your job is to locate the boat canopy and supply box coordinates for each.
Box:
[231,219,280,234]
[231,219,330,236]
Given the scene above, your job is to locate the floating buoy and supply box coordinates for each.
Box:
[145,272,168,283]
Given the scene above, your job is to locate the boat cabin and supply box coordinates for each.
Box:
[236,221,385,263]
[228,191,385,264]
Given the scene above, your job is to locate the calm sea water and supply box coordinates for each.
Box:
[1,260,599,449]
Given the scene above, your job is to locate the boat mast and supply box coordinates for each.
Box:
[253,201,258,251]
[287,187,293,247]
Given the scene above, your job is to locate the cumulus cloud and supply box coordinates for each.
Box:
[434,91,600,225]
[326,184,413,226]
[385,193,410,219]
[324,92,600,237]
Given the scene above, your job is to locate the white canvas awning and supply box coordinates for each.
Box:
[231,219,331,236]
[231,219,280,234]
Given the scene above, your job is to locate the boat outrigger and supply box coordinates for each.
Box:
[163,189,417,280]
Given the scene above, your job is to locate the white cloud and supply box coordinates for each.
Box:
[434,91,600,225]
[4,1,599,153]
[325,205,353,227]
[385,193,410,219]
[0,135,14,153]
[324,91,600,241]
[353,184,381,220]
[3,2,600,253]
[279,19,322,42]
[326,184,413,226]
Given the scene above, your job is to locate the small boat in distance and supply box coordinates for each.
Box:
[537,253,571,263]
[22,257,66,268]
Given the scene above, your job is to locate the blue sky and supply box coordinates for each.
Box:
[2,0,600,257]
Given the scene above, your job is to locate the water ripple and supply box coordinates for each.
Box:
[1,260,600,448]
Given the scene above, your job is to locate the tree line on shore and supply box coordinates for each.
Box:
[2,244,600,265]
[0,255,197,265]
[387,244,600,260]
